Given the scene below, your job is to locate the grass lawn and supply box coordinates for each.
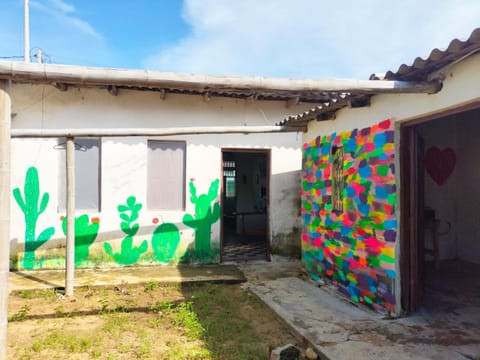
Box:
[8,282,298,359]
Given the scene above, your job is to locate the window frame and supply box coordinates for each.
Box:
[147,139,186,211]
[331,145,344,212]
[223,160,236,198]
[57,137,102,212]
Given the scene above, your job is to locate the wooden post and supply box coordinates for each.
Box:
[0,80,11,360]
[65,136,75,296]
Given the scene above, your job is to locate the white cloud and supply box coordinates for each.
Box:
[144,0,480,78]
[0,0,112,66]
[48,0,75,14]
[63,16,100,38]
[31,0,101,39]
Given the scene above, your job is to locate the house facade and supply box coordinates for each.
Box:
[3,66,321,270]
[291,29,480,315]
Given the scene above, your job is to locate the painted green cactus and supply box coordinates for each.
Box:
[62,215,100,266]
[13,167,55,269]
[183,179,220,260]
[151,222,180,263]
[104,196,148,265]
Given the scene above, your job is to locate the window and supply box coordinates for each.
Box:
[58,138,101,211]
[147,141,186,210]
[223,160,236,198]
[331,145,344,212]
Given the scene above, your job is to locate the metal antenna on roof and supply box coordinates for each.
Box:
[24,0,30,63]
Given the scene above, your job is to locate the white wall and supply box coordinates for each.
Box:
[10,85,312,259]
[305,54,480,142]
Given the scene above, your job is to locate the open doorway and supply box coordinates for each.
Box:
[400,104,480,317]
[221,149,270,262]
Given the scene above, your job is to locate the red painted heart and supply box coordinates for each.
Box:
[424,146,456,186]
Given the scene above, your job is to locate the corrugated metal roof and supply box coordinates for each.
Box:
[0,61,379,105]
[385,28,480,81]
[281,27,480,128]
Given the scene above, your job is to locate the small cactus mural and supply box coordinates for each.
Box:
[151,222,180,263]
[183,179,220,261]
[104,196,148,265]
[61,215,100,266]
[13,167,55,269]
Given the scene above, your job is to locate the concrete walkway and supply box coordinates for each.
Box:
[9,264,246,292]
[249,277,480,360]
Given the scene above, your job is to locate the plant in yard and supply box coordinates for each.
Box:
[144,281,159,292]
[104,196,148,265]
[13,167,55,269]
[17,290,34,299]
[9,304,31,322]
[183,179,220,261]
[172,301,205,341]
[62,214,100,266]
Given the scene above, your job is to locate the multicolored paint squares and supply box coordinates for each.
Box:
[302,119,396,313]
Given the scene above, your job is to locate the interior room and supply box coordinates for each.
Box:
[413,107,480,315]
[221,150,269,262]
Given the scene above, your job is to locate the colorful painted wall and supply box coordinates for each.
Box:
[301,119,397,313]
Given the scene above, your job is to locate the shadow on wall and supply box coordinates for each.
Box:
[10,169,222,270]
[270,169,302,258]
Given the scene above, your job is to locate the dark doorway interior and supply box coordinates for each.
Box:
[221,150,270,262]
[400,105,480,315]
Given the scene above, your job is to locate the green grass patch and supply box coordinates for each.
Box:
[9,283,295,359]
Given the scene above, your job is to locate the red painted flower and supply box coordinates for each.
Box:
[91,217,100,223]
[59,216,65,221]
[152,217,159,224]
[190,178,195,182]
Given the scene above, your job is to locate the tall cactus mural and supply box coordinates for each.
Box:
[104,196,148,265]
[183,179,220,260]
[13,167,55,269]
[61,215,100,266]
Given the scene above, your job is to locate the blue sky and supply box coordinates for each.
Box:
[0,0,479,79]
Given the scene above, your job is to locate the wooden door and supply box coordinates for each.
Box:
[400,125,425,312]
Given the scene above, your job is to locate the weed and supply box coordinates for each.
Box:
[113,304,133,313]
[31,330,94,353]
[144,280,158,292]
[37,288,57,300]
[17,289,34,299]
[149,300,174,313]
[91,349,102,358]
[54,305,65,318]
[136,330,152,357]
[102,312,131,335]
[98,298,111,314]
[9,305,31,322]
[172,301,205,341]
[164,339,211,360]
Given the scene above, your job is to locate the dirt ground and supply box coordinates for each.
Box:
[8,281,299,359]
